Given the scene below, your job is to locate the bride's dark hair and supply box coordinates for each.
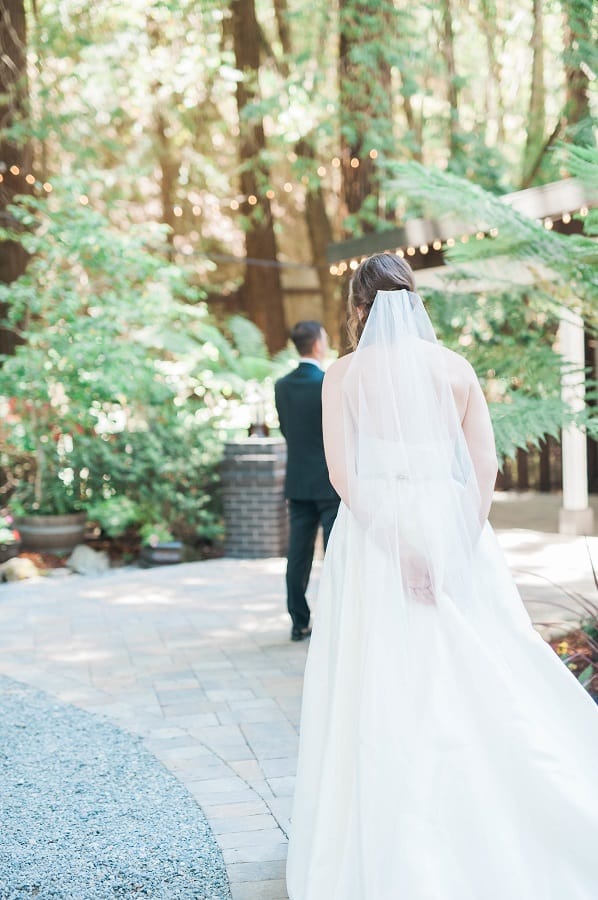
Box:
[348,252,416,349]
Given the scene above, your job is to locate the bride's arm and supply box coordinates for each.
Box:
[461,365,498,524]
[322,361,351,506]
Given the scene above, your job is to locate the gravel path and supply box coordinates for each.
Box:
[0,675,231,900]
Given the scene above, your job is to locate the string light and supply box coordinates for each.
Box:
[432,239,442,250]
[329,265,338,275]
[349,259,359,270]
[331,157,341,168]
[43,182,52,193]
[173,205,183,217]
[247,195,257,206]
[562,212,571,224]
[283,182,293,193]
[25,173,35,185]
[446,237,455,247]
[79,195,89,206]
[230,199,239,210]
[475,231,485,240]
[396,249,405,258]
[460,234,469,243]
[317,166,326,177]
[266,189,275,200]
[420,244,429,254]
[192,204,201,215]
[350,158,360,168]
[580,206,589,216]
[489,227,498,237]
[543,218,553,230]
[369,149,378,159]
[406,246,416,256]
[9,165,19,175]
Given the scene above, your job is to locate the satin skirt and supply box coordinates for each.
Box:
[286,505,598,900]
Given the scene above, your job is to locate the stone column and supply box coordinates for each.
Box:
[558,308,594,535]
[221,437,288,558]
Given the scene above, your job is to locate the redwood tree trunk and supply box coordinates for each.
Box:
[521,0,546,187]
[296,137,342,349]
[0,0,31,356]
[562,0,594,145]
[231,0,287,352]
[338,0,393,231]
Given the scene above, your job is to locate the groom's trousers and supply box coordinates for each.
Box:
[286,497,339,630]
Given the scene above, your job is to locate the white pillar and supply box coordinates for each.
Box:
[558,307,594,535]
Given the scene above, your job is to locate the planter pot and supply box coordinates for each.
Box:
[15,513,87,553]
[0,541,21,564]
[139,541,183,567]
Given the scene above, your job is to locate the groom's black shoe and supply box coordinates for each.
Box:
[291,626,312,642]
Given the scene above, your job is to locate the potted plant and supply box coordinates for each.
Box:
[139,522,183,567]
[0,514,22,563]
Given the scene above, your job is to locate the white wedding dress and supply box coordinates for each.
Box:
[286,291,598,900]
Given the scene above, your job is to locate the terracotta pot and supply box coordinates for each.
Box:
[15,512,87,552]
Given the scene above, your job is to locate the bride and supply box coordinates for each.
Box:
[286,252,598,900]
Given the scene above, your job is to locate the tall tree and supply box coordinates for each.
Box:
[521,0,547,187]
[230,0,287,352]
[440,0,462,163]
[338,0,394,231]
[562,0,595,146]
[0,0,31,355]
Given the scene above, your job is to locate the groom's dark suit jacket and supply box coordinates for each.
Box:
[274,362,338,501]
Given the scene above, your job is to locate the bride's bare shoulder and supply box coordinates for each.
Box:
[437,344,476,381]
[324,352,355,384]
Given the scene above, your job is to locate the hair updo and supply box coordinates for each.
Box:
[347,252,416,349]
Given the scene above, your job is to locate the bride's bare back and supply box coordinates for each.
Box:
[322,342,498,523]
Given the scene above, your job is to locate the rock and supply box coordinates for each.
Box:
[0,557,39,582]
[67,545,110,576]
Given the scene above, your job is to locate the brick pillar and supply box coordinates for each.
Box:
[221,437,288,558]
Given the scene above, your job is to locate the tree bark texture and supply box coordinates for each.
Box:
[338,0,393,230]
[562,0,595,145]
[296,137,342,349]
[521,0,546,187]
[0,0,31,356]
[231,0,287,352]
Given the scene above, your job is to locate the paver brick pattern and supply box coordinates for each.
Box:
[0,558,307,900]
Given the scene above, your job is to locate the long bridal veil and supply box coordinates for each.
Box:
[286,290,598,900]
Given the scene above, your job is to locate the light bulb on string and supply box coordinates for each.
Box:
[283,182,293,193]
[317,166,326,177]
[460,234,469,243]
[369,149,378,159]
[173,205,183,217]
[25,174,35,185]
[349,259,359,270]
[543,218,553,230]
[396,249,405,258]
[192,205,201,215]
[446,237,455,247]
[79,195,89,206]
[230,199,239,210]
[43,182,52,193]
[475,231,485,240]
[562,212,571,224]
[350,158,360,168]
[580,206,589,217]
[247,195,257,205]
[9,165,20,175]
[331,157,341,168]
[266,189,275,200]
[419,244,429,255]
[489,228,498,237]
[406,247,415,256]
[330,265,338,275]
[432,239,442,251]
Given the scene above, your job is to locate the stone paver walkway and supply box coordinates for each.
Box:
[1,492,597,899]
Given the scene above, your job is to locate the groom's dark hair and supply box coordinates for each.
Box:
[290,321,323,356]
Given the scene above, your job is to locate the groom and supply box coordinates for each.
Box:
[275,321,340,641]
